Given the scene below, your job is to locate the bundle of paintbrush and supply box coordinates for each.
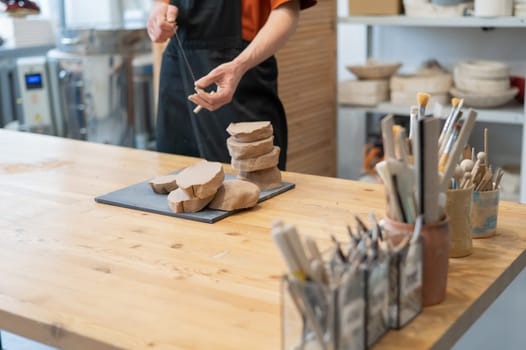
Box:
[376,93,478,225]
[272,214,423,350]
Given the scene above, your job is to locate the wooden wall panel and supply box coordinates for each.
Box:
[277,0,337,176]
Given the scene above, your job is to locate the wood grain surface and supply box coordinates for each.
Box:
[0,130,525,350]
[276,0,337,177]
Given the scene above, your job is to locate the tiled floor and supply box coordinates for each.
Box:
[2,267,525,349]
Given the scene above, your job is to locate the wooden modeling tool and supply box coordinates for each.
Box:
[376,160,404,222]
[420,117,441,224]
[389,159,416,224]
[413,115,423,216]
[453,165,464,189]
[484,127,489,164]
[381,114,396,159]
[395,127,410,164]
[407,106,418,156]
[409,105,418,140]
[460,158,474,173]
[271,221,309,281]
[462,144,472,161]
[471,152,487,187]
[193,89,217,114]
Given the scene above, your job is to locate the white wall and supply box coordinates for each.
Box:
[337,0,367,81]
[36,0,151,29]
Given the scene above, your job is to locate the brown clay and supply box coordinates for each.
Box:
[231,146,280,172]
[149,174,178,194]
[227,136,274,160]
[167,189,215,213]
[238,167,282,191]
[175,160,224,199]
[208,179,261,211]
[226,121,273,142]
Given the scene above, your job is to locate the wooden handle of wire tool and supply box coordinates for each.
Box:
[193,91,216,114]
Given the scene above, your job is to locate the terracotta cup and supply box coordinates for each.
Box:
[383,216,450,307]
[471,189,499,239]
[446,186,473,258]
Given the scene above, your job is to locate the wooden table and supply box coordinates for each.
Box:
[0,130,525,350]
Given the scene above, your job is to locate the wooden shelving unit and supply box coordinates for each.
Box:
[338,15,526,203]
[338,15,526,28]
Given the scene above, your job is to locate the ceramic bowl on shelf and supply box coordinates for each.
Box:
[450,87,518,108]
[346,62,402,80]
[456,60,510,79]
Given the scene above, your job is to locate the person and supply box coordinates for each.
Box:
[147,0,316,170]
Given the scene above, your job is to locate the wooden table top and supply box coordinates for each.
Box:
[0,130,525,350]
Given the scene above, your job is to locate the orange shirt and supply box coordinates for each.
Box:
[164,0,316,42]
[242,0,317,41]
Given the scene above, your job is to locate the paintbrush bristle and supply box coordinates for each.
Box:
[452,97,461,107]
[417,92,430,107]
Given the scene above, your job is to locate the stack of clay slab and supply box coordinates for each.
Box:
[150,159,261,213]
[227,121,283,191]
[390,63,452,106]
[166,160,225,213]
[450,60,518,108]
[340,60,401,106]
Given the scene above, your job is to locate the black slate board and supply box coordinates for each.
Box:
[95,173,295,224]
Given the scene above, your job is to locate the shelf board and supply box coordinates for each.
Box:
[338,15,526,28]
[339,101,525,125]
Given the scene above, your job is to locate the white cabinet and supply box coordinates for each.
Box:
[338,15,526,203]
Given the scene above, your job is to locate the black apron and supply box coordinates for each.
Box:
[157,0,288,170]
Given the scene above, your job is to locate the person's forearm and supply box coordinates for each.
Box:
[233,0,300,74]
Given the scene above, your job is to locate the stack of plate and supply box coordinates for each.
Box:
[515,0,526,16]
[341,61,401,106]
[450,60,518,108]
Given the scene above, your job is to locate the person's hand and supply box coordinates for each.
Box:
[147,2,178,43]
[188,61,246,112]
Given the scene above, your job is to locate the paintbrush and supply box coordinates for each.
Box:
[438,123,462,173]
[438,97,463,149]
[439,109,477,192]
[417,92,430,119]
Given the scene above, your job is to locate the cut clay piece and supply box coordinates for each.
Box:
[231,146,280,172]
[226,121,273,142]
[208,179,261,211]
[149,174,179,194]
[167,189,215,213]
[227,135,274,160]
[238,166,282,191]
[175,160,224,199]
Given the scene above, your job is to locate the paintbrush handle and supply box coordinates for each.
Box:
[440,109,477,192]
